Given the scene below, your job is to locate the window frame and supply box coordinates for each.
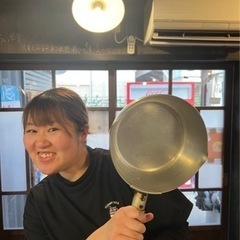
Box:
[0,61,237,240]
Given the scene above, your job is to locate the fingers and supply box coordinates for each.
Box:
[126,217,146,233]
[93,206,154,240]
[116,226,145,240]
[87,206,153,240]
[122,206,154,224]
[142,212,154,223]
[113,206,154,237]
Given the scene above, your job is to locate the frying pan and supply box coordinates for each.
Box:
[110,94,208,210]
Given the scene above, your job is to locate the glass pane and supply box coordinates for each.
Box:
[23,70,52,101]
[116,70,136,107]
[0,112,27,191]
[0,85,21,108]
[172,70,225,107]
[198,110,224,188]
[2,195,27,229]
[116,70,169,107]
[179,176,195,189]
[56,70,109,107]
[172,82,195,105]
[201,110,224,129]
[184,191,221,226]
[0,71,23,108]
[203,70,225,107]
[87,111,109,149]
[173,70,201,106]
[199,162,223,188]
[0,70,53,107]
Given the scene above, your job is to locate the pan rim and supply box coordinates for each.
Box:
[110,94,208,194]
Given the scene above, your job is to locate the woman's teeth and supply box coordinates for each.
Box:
[39,153,53,158]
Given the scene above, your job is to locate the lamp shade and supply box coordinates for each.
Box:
[72,0,125,33]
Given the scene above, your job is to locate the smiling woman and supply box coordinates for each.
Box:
[22,88,89,181]
[22,87,193,240]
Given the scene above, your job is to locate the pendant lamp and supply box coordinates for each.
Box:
[72,0,125,33]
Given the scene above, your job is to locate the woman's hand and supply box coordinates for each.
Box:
[87,206,154,240]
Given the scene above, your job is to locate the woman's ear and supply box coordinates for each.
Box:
[80,124,89,143]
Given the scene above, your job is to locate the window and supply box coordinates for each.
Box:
[0,70,52,230]
[56,70,110,149]
[115,69,225,226]
[0,112,26,230]
[0,66,232,236]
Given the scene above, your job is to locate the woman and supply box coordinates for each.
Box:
[23,87,193,240]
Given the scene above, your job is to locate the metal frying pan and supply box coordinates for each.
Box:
[110,94,208,210]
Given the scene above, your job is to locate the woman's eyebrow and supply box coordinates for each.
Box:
[26,122,34,126]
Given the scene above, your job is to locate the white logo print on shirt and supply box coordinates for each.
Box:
[105,201,120,217]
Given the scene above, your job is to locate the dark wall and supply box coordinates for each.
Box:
[0,2,239,240]
[0,0,239,62]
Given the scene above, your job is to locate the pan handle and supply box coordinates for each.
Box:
[131,191,148,211]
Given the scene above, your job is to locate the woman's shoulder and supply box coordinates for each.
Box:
[87,146,124,179]
[87,146,113,167]
[27,174,58,196]
[87,146,111,158]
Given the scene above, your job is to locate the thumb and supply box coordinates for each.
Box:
[136,212,154,223]
[144,212,154,223]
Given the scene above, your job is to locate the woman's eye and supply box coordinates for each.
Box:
[49,128,58,132]
[25,129,36,134]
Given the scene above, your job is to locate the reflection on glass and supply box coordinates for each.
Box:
[0,70,53,108]
[0,112,27,191]
[2,195,26,229]
[203,70,225,107]
[172,70,225,107]
[184,191,221,226]
[0,85,21,108]
[116,70,136,107]
[173,69,202,106]
[172,82,195,105]
[23,70,52,102]
[56,70,109,107]
[116,70,169,107]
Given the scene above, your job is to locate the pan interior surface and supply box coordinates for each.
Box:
[116,101,184,171]
[110,94,208,194]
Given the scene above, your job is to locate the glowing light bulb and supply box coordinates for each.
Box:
[72,0,125,33]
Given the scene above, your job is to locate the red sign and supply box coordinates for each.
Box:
[126,82,195,105]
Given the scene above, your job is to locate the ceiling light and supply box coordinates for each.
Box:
[72,0,125,33]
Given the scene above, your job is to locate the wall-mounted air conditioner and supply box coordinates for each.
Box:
[144,0,240,46]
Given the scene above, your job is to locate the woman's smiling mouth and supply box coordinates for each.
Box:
[38,152,55,159]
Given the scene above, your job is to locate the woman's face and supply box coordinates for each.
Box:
[23,117,88,181]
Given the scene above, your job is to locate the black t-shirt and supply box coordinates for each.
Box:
[24,147,193,240]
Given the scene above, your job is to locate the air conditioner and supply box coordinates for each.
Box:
[144,0,240,46]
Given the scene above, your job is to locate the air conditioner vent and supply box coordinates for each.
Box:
[154,30,240,39]
[144,0,240,47]
[150,31,240,46]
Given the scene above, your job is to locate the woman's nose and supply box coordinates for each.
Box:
[35,133,51,147]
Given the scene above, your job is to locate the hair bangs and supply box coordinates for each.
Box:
[24,99,66,129]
